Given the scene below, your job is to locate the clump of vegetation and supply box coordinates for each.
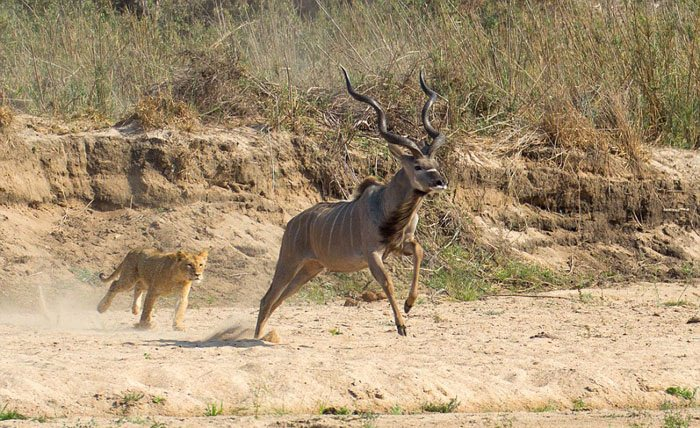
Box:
[0,106,13,129]
[571,398,591,412]
[319,404,352,415]
[205,401,224,417]
[117,391,144,413]
[531,402,558,413]
[151,395,166,405]
[420,397,460,413]
[663,410,691,428]
[665,386,697,401]
[124,94,199,131]
[426,244,570,301]
[0,403,26,421]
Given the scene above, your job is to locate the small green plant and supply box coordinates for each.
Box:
[329,327,342,336]
[571,398,590,411]
[578,291,595,304]
[150,422,167,428]
[70,267,101,286]
[119,391,144,408]
[205,401,224,417]
[151,396,166,405]
[420,397,460,413]
[318,404,352,415]
[663,300,694,308]
[143,352,152,360]
[0,403,26,421]
[532,402,557,412]
[389,404,403,415]
[663,410,691,428]
[665,386,696,401]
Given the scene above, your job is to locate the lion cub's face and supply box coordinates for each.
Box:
[177,250,208,283]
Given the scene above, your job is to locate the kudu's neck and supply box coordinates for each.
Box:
[382,169,424,212]
[378,168,425,245]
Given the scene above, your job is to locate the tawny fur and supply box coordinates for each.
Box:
[97,248,208,331]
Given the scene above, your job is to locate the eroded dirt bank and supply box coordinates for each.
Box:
[0,115,699,310]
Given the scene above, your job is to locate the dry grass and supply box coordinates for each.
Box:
[126,94,199,131]
[0,106,13,130]
[1,1,698,152]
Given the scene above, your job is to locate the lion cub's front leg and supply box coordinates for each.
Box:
[135,289,158,330]
[172,282,192,331]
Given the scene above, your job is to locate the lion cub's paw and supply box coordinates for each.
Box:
[134,322,153,330]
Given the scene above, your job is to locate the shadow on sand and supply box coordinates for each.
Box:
[149,338,269,348]
[148,325,270,348]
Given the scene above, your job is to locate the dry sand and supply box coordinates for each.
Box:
[1,282,698,427]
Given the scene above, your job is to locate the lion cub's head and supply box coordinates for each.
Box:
[176,250,208,283]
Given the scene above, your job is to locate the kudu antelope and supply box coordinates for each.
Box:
[254,67,448,338]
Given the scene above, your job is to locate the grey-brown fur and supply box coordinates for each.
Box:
[254,68,448,338]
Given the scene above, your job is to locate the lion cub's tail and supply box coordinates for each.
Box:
[99,258,127,283]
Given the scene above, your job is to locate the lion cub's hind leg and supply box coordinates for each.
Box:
[97,272,139,313]
[131,282,147,315]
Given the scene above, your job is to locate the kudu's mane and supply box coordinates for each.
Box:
[352,177,383,200]
[379,190,425,248]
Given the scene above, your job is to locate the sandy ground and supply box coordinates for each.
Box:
[1,282,699,427]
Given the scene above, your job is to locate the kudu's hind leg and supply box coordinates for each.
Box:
[402,239,424,314]
[270,261,324,313]
[368,251,407,336]
[254,261,304,339]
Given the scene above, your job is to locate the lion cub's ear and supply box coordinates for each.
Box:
[176,250,185,260]
[198,250,208,259]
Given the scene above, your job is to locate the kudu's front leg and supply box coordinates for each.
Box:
[368,251,407,336]
[402,239,423,314]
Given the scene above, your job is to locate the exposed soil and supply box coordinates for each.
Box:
[0,115,699,426]
[1,283,699,426]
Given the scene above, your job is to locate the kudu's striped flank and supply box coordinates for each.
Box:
[254,67,448,338]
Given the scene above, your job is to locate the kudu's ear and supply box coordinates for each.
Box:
[388,143,408,160]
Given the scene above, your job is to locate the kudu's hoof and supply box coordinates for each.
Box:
[397,325,407,336]
[404,301,413,314]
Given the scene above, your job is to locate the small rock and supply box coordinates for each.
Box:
[361,291,377,302]
[530,331,557,339]
[687,316,700,324]
[261,330,280,344]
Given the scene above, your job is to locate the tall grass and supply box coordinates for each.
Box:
[1,1,699,148]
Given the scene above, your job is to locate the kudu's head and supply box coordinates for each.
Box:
[341,67,448,194]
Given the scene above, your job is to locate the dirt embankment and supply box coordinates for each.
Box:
[0,114,698,309]
[0,115,699,426]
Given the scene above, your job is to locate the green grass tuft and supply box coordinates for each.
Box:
[205,401,224,417]
[420,397,460,413]
[0,403,26,421]
[665,386,697,401]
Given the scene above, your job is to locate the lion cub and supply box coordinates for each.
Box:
[97,248,208,330]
